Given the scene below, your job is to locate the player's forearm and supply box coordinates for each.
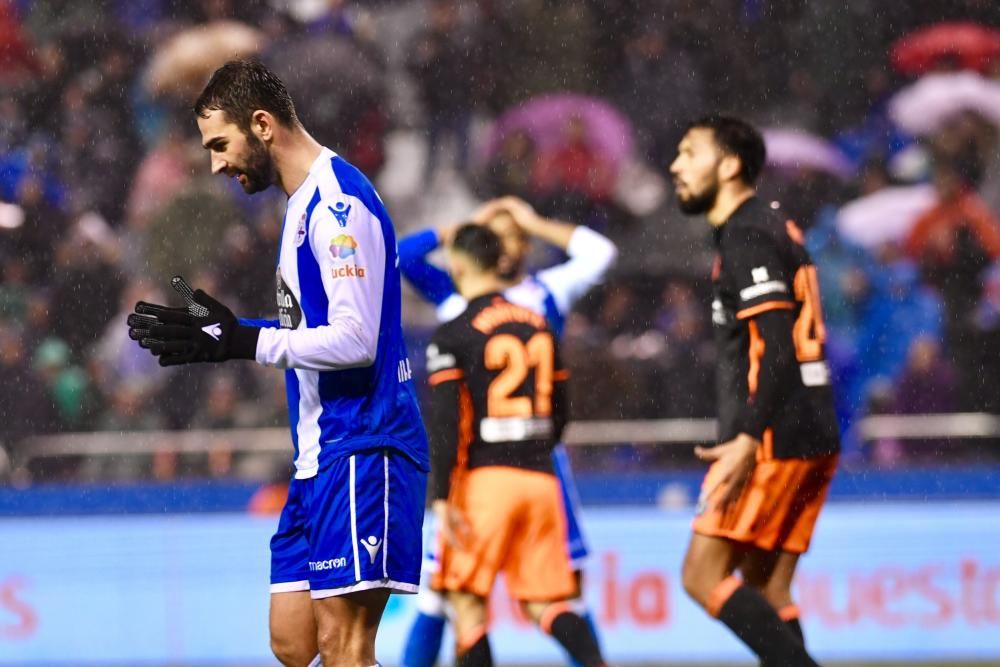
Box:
[255,320,377,370]
[565,226,617,273]
[398,229,456,306]
[536,226,618,314]
[526,216,577,251]
[735,310,798,440]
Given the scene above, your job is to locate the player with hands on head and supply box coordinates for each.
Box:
[425,222,608,667]
[398,195,615,667]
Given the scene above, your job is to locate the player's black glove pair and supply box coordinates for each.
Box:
[127,276,259,366]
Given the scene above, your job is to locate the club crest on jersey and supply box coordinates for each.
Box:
[295,213,307,247]
[330,234,366,279]
[329,202,352,227]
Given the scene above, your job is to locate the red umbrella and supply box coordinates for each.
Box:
[891,22,1000,75]
[0,0,36,85]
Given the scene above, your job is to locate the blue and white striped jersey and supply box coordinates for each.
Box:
[253,148,428,479]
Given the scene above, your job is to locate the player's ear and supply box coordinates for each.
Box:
[446,250,466,283]
[251,110,274,142]
[718,154,742,183]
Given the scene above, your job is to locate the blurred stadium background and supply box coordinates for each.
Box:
[1,0,999,664]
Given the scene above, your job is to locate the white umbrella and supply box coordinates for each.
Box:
[836,184,938,248]
[888,72,1000,137]
[144,21,267,101]
[762,128,853,179]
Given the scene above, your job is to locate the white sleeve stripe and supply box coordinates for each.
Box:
[536,226,618,315]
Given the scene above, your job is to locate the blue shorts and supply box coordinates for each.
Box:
[270,449,426,599]
[552,444,590,567]
[422,443,589,572]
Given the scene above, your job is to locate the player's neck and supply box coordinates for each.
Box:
[458,274,507,301]
[707,185,755,228]
[272,128,325,198]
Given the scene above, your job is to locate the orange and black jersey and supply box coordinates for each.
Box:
[712,197,840,459]
[425,293,569,501]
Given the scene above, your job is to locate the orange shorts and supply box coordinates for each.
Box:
[692,453,838,554]
[433,466,575,601]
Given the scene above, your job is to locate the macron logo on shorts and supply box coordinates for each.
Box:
[360,535,382,564]
[309,557,347,571]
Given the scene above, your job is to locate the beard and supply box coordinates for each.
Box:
[239,133,276,194]
[676,180,719,216]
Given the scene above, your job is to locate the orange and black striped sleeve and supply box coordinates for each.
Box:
[736,308,798,441]
[425,328,467,500]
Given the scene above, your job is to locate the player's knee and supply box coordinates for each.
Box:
[760,581,793,610]
[270,634,314,667]
[681,557,711,607]
[519,600,548,624]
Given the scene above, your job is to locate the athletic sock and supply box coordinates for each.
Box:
[710,577,819,667]
[565,609,602,667]
[456,630,492,667]
[778,604,805,645]
[400,611,446,667]
[541,604,605,667]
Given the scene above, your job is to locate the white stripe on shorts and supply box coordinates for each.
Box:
[310,578,419,599]
[270,580,310,594]
[383,453,389,579]
[350,455,360,582]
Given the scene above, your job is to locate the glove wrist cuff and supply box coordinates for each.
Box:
[229,325,261,361]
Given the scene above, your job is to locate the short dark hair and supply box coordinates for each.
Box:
[194,60,298,132]
[687,115,767,185]
[451,223,502,272]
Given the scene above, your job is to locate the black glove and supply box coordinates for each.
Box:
[127,276,260,366]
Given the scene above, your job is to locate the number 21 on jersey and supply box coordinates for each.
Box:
[484,332,554,418]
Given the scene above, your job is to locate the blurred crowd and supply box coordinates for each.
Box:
[1,0,999,482]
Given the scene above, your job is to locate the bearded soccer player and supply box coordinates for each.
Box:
[669,115,839,666]
[425,223,607,667]
[398,196,615,667]
[127,60,428,667]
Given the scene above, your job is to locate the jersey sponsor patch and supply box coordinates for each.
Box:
[330,234,358,260]
[276,269,302,329]
[330,234,366,278]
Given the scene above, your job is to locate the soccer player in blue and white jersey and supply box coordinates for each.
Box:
[127,61,428,667]
[399,195,617,667]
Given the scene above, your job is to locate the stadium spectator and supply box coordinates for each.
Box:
[541,117,620,238]
[614,20,705,168]
[906,159,1000,321]
[49,214,124,357]
[968,263,1000,413]
[33,337,94,431]
[408,0,479,184]
[848,260,944,419]
[480,129,539,203]
[0,324,58,454]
